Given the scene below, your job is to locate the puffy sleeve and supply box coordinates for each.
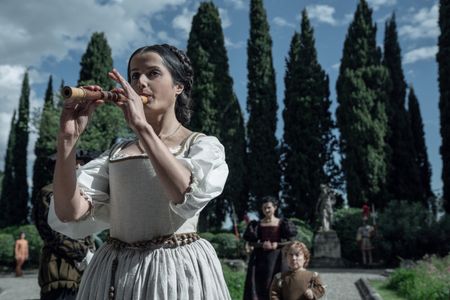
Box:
[269,272,282,300]
[280,218,298,240]
[47,150,111,239]
[243,220,259,242]
[310,272,326,299]
[169,135,229,219]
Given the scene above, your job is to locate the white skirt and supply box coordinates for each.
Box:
[77,239,231,299]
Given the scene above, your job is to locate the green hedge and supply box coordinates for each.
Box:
[0,224,43,267]
[200,232,245,259]
[333,207,364,262]
[377,201,450,264]
[289,218,314,249]
[386,255,450,300]
[201,218,314,260]
[0,233,15,264]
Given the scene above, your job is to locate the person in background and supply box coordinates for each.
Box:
[14,232,29,277]
[243,196,297,300]
[270,241,325,300]
[356,218,375,266]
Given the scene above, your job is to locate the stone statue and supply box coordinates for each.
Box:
[311,184,343,267]
[316,184,336,232]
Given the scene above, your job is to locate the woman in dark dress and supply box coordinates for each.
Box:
[243,196,298,300]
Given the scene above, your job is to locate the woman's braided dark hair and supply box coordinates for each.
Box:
[127,44,194,125]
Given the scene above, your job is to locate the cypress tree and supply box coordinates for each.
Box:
[0,172,3,195]
[408,86,434,205]
[281,10,339,223]
[77,32,130,151]
[0,111,17,227]
[31,76,59,211]
[383,14,422,203]
[12,71,31,225]
[438,0,450,213]
[336,0,390,208]
[187,2,247,229]
[247,0,279,211]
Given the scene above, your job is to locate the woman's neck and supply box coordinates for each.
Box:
[147,112,179,137]
[263,216,277,223]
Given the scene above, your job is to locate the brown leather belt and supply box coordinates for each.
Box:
[106,232,200,249]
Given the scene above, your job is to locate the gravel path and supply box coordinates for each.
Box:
[312,268,386,300]
[0,268,386,300]
[0,270,40,300]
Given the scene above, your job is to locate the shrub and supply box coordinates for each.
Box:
[210,233,244,259]
[199,232,215,242]
[289,218,314,249]
[386,255,450,300]
[378,200,429,264]
[333,207,362,262]
[0,233,14,264]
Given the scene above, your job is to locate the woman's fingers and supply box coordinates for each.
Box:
[82,85,102,91]
[108,69,128,87]
[87,100,104,115]
[109,69,136,97]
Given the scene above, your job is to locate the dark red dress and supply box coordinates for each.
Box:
[243,219,297,300]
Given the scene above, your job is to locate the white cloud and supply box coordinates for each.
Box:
[225,37,245,49]
[0,0,186,67]
[331,63,340,70]
[367,0,397,10]
[219,8,232,29]
[224,0,246,10]
[306,5,338,26]
[156,31,182,47]
[172,7,196,37]
[403,45,438,64]
[273,17,295,29]
[0,0,188,172]
[343,13,354,25]
[399,4,439,40]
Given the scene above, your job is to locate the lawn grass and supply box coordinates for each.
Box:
[369,279,407,300]
[222,263,246,300]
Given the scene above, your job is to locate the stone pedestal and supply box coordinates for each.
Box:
[310,230,344,267]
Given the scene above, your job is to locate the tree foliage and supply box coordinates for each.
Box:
[1,72,31,226]
[246,0,279,211]
[336,0,390,208]
[0,111,17,227]
[187,2,247,230]
[31,76,59,211]
[438,0,450,213]
[281,10,340,223]
[13,72,30,225]
[408,86,434,204]
[77,32,131,151]
[383,14,422,204]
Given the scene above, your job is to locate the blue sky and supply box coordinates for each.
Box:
[0,0,442,196]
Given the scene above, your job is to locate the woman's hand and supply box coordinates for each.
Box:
[59,85,104,140]
[108,69,148,133]
[263,241,273,250]
[271,242,278,250]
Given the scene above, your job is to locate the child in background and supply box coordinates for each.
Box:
[270,241,325,300]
